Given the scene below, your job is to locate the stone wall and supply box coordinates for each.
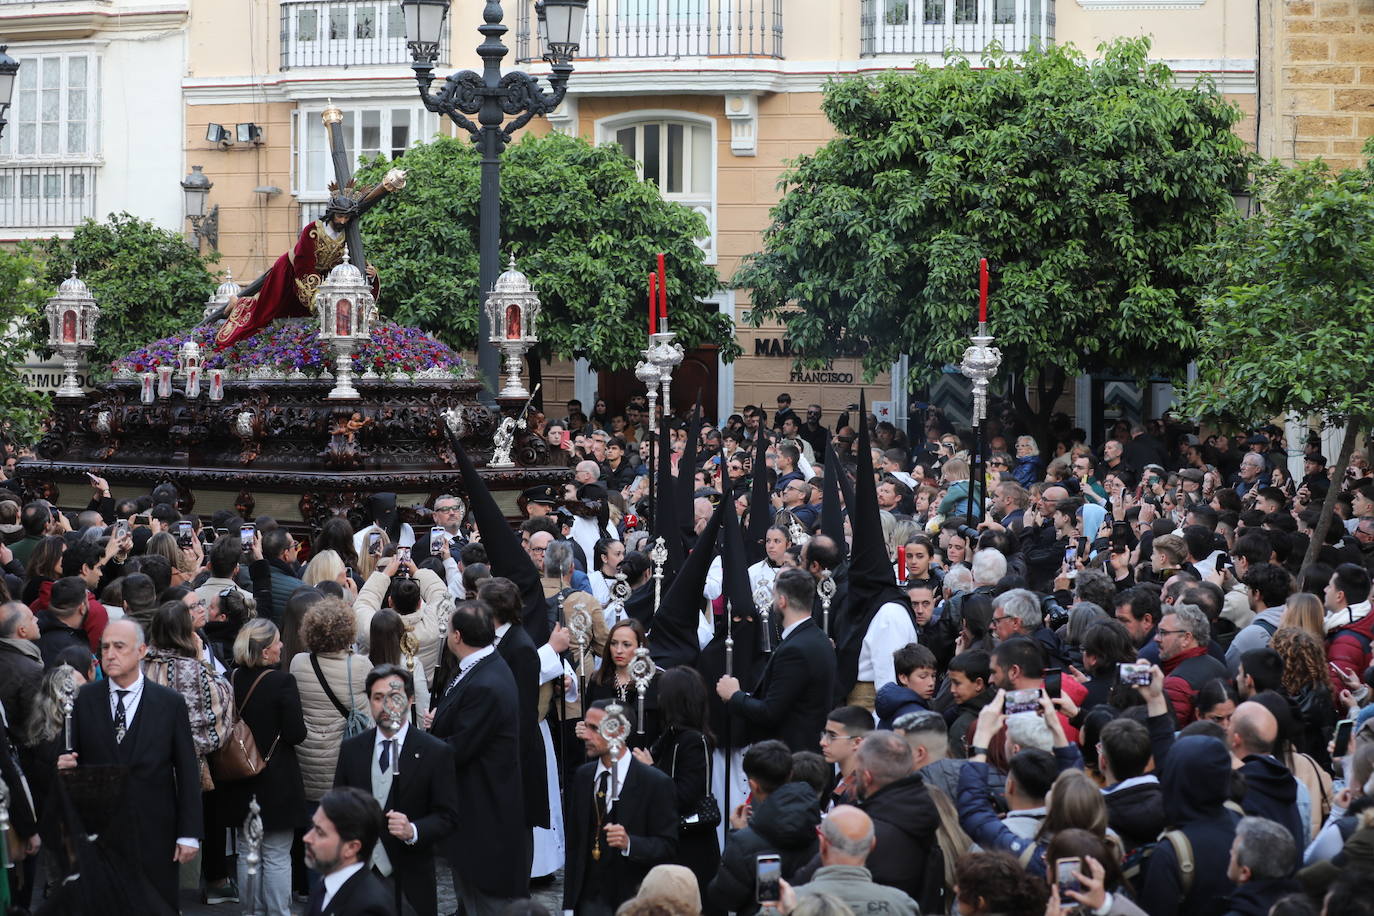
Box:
[1278,0,1374,168]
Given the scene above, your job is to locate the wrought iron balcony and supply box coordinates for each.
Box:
[514,0,783,63]
[0,163,97,230]
[280,0,450,69]
[860,0,1054,56]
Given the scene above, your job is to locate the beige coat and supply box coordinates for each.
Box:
[288,649,370,802]
[353,568,449,688]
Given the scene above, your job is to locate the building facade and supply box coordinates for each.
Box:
[0,0,190,240]
[168,0,1255,425]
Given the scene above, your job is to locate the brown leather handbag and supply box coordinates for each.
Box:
[209,669,278,782]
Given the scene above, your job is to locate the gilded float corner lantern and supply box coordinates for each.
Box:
[316,252,375,400]
[45,267,100,398]
[485,254,541,399]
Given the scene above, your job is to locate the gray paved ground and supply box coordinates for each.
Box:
[180,857,564,915]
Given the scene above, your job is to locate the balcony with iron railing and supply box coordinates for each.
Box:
[860,0,1054,57]
[514,0,783,63]
[0,162,97,231]
[280,0,449,69]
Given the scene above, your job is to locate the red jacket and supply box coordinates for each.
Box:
[1327,613,1374,698]
[31,580,107,654]
[1162,645,1228,728]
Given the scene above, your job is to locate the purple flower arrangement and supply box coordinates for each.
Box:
[112,319,466,377]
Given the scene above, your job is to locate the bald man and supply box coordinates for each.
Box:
[1021,484,1071,592]
[574,460,601,487]
[790,806,918,916]
[1227,701,1304,847]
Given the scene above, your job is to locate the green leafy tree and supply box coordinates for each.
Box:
[734,38,1249,442]
[354,132,737,370]
[0,245,54,444]
[29,213,219,373]
[1180,155,1374,568]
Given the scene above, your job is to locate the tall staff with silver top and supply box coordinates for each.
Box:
[753,582,775,654]
[598,702,631,804]
[241,795,264,913]
[650,537,668,618]
[818,572,837,639]
[962,258,1002,524]
[629,647,654,735]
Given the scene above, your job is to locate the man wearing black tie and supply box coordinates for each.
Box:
[563,699,678,916]
[303,786,396,915]
[334,664,457,916]
[58,618,201,912]
[716,567,838,752]
[428,599,527,916]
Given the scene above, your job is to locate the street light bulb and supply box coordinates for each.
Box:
[402,0,450,60]
[181,165,213,220]
[541,0,588,61]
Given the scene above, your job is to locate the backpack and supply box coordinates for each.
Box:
[1122,800,1245,901]
[1253,618,1277,637]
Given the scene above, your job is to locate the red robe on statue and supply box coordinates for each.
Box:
[213,220,380,350]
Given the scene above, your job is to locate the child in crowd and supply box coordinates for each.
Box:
[944,649,994,758]
[875,643,939,730]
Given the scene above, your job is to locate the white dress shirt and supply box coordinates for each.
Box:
[372,721,419,844]
[321,861,366,910]
[445,644,494,694]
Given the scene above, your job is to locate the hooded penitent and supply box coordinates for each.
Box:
[833,392,914,703]
[744,424,772,565]
[444,424,548,644]
[676,401,703,549]
[650,493,726,670]
[821,440,850,558]
[366,491,402,544]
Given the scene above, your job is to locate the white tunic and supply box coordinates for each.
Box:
[857,601,919,688]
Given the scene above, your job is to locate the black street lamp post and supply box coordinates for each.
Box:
[0,47,20,142]
[402,0,586,402]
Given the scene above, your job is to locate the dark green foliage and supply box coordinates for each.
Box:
[0,245,53,443]
[355,132,737,369]
[734,38,1248,405]
[30,212,219,373]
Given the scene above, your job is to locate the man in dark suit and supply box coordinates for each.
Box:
[58,618,201,912]
[334,664,457,916]
[428,599,527,916]
[478,577,553,875]
[716,567,837,752]
[304,786,396,916]
[563,700,678,916]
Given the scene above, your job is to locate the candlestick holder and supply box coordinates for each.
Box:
[960,323,1002,429]
[635,356,660,433]
[606,573,631,627]
[649,330,685,423]
[243,794,264,909]
[629,647,653,734]
[58,665,76,753]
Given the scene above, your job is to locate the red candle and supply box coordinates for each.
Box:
[897,545,906,581]
[648,272,657,337]
[657,252,668,327]
[979,257,988,324]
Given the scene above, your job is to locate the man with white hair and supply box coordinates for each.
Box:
[971,549,1007,590]
[790,806,919,916]
[991,587,1071,669]
[574,460,601,487]
[1234,452,1267,498]
[1224,816,1299,915]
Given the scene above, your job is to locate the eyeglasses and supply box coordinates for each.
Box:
[819,730,858,744]
[186,598,206,609]
[530,546,547,554]
[991,614,1011,625]
[1156,627,1188,638]
[434,504,460,512]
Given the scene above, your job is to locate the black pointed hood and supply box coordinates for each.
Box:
[649,493,725,670]
[444,422,547,643]
[821,441,849,556]
[697,497,764,747]
[653,416,686,580]
[676,400,703,548]
[745,424,772,564]
[834,391,913,698]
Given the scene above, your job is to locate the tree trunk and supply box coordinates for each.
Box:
[1009,368,1063,460]
[1302,417,1365,570]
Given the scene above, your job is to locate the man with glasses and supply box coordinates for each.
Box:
[776,479,819,530]
[253,527,303,625]
[416,494,468,561]
[1155,603,1226,728]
